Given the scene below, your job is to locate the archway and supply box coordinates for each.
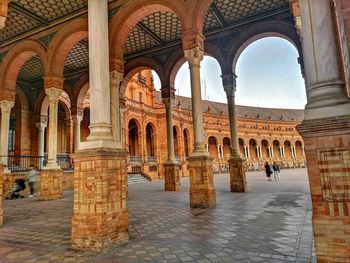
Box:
[128,119,140,157]
[208,136,218,159]
[173,126,180,157]
[273,140,281,158]
[238,138,244,157]
[223,137,231,159]
[284,140,292,158]
[261,139,269,159]
[183,128,190,158]
[295,140,303,158]
[249,139,258,159]
[146,123,155,158]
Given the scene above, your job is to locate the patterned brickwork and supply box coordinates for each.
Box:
[229,157,248,192]
[187,154,216,208]
[40,169,63,200]
[71,148,128,251]
[298,117,350,262]
[163,161,181,191]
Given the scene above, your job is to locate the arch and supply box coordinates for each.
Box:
[40,90,72,119]
[122,61,165,97]
[146,123,156,157]
[173,125,180,156]
[193,0,213,33]
[222,137,230,159]
[47,18,88,78]
[295,140,303,158]
[128,119,141,156]
[261,139,269,158]
[183,128,190,157]
[284,140,292,158]
[75,80,89,110]
[109,1,189,65]
[15,86,29,111]
[228,21,302,73]
[238,138,244,157]
[273,140,281,158]
[249,139,258,158]
[0,40,48,97]
[208,136,218,159]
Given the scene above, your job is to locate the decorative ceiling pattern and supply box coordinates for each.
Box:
[1,0,290,87]
[64,38,89,76]
[18,55,44,83]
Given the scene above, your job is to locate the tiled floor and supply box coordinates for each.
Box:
[0,168,316,262]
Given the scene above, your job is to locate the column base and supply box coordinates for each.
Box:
[188,154,216,208]
[229,157,247,192]
[0,165,3,226]
[40,169,63,200]
[71,148,128,251]
[297,116,350,262]
[163,161,181,191]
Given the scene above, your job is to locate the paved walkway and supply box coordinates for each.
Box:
[0,168,316,263]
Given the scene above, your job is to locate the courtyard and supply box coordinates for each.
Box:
[0,168,315,263]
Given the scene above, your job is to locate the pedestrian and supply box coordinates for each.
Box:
[273,161,280,181]
[27,164,39,198]
[264,161,272,181]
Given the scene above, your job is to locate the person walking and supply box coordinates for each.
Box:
[272,161,280,181]
[264,162,272,181]
[27,164,39,197]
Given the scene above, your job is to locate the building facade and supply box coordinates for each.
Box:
[0,0,349,261]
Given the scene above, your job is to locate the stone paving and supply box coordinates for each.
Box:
[0,168,316,263]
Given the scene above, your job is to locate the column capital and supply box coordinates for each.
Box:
[110,70,124,86]
[184,47,204,68]
[0,100,14,113]
[162,97,175,108]
[36,122,47,130]
[45,88,63,102]
[161,85,176,99]
[72,114,83,124]
[71,106,84,117]
[221,72,237,87]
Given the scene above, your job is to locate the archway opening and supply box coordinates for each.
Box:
[208,136,218,159]
[128,119,140,157]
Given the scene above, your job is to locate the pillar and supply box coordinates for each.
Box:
[40,87,63,200]
[297,1,350,261]
[71,0,128,251]
[72,114,83,152]
[110,70,123,147]
[184,47,216,208]
[223,73,247,192]
[163,96,180,192]
[0,100,14,173]
[36,121,47,169]
[0,164,3,226]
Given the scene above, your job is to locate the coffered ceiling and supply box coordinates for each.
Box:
[0,0,291,87]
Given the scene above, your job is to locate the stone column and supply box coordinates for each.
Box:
[217,145,220,159]
[0,164,3,226]
[36,121,47,169]
[72,114,83,152]
[71,0,128,251]
[40,87,63,201]
[0,100,14,173]
[163,97,180,191]
[110,70,123,147]
[184,47,216,208]
[302,146,305,157]
[246,146,250,158]
[298,2,350,261]
[222,73,247,192]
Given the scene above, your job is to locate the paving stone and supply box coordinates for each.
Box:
[0,169,316,263]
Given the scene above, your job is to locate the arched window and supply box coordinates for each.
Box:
[128,119,139,156]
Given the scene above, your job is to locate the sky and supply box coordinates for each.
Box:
[152,37,307,109]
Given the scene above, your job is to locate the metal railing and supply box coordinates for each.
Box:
[148,156,157,163]
[129,156,142,162]
[1,153,73,172]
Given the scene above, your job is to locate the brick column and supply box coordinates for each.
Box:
[71,0,128,250]
[0,100,14,173]
[222,73,247,192]
[162,96,181,191]
[298,1,350,261]
[184,47,216,208]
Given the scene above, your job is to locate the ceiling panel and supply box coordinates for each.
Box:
[18,55,44,83]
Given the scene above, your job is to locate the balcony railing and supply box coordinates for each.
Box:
[129,156,142,163]
[148,156,157,163]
